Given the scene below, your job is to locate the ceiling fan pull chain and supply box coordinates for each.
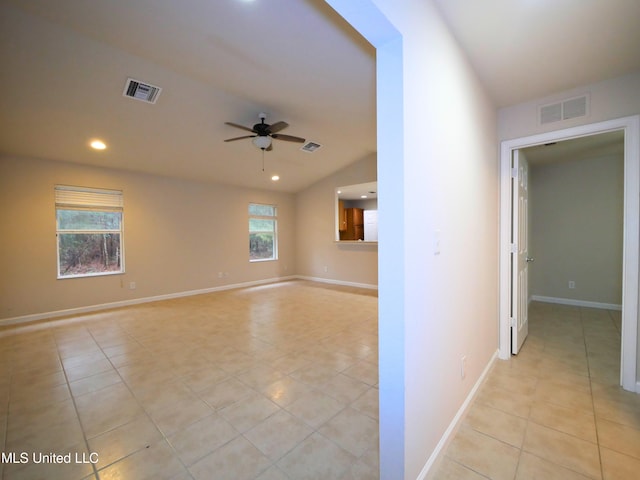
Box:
[262,149,265,172]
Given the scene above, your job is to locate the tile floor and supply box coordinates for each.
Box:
[1,282,638,480]
[429,301,640,480]
[0,281,378,480]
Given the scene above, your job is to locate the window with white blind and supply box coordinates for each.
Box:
[249,203,277,262]
[55,185,124,278]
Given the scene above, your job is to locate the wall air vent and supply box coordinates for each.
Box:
[123,78,162,104]
[300,141,322,153]
[539,94,589,125]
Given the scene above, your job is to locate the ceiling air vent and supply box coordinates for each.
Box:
[539,94,588,125]
[300,141,322,153]
[123,78,162,104]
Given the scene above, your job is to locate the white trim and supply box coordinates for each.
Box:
[531,295,622,311]
[0,275,377,327]
[416,350,499,480]
[0,276,298,327]
[295,275,378,290]
[499,115,640,392]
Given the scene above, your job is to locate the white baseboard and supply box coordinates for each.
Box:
[295,275,378,290]
[0,276,299,327]
[416,349,499,480]
[0,275,377,327]
[531,295,622,311]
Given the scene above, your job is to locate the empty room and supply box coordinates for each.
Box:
[1,1,640,479]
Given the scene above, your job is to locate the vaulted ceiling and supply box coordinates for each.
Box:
[1,0,639,192]
[434,0,640,107]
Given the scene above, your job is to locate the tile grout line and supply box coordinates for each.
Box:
[2,282,379,480]
[86,323,202,480]
[579,307,605,480]
[51,326,101,480]
[68,323,185,477]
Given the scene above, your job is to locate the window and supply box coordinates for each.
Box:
[249,203,277,262]
[55,185,124,278]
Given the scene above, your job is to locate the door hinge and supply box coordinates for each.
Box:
[510,243,517,254]
[511,167,518,179]
[510,317,516,328]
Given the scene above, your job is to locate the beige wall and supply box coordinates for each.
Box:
[295,154,377,287]
[328,1,500,477]
[530,154,624,305]
[0,156,297,320]
[498,71,640,141]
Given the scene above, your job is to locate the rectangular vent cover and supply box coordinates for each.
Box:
[539,94,588,125]
[123,78,162,104]
[300,141,322,153]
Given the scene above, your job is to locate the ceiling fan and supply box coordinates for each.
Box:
[224,113,305,151]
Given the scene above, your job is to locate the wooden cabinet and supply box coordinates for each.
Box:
[339,207,364,240]
[338,200,347,232]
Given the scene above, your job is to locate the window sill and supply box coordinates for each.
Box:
[334,241,378,245]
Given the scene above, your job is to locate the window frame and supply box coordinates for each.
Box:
[248,203,278,262]
[55,185,125,279]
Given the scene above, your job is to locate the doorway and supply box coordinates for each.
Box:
[499,115,640,392]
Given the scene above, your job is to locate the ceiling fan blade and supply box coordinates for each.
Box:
[266,143,273,152]
[224,135,256,142]
[268,121,289,134]
[271,133,305,143]
[225,122,257,133]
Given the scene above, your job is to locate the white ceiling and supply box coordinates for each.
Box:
[433,0,640,107]
[1,0,639,192]
[338,181,378,201]
[0,0,376,193]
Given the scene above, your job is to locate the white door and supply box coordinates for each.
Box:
[511,150,530,354]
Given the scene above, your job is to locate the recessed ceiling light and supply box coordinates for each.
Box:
[90,139,107,150]
[361,195,368,198]
[271,175,280,181]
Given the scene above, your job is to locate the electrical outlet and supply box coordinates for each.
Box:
[129,282,136,290]
[218,272,223,278]
[568,281,575,289]
[461,355,466,379]
[323,266,328,273]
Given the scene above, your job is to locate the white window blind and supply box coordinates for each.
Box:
[55,185,123,208]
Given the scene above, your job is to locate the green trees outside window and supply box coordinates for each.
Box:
[249,203,277,261]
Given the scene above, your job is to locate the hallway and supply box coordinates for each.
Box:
[430,302,640,479]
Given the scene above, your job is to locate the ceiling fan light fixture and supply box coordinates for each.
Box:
[252,136,272,150]
[224,114,305,151]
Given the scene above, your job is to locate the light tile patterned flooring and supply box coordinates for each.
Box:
[429,301,640,480]
[0,281,378,480]
[1,282,638,480]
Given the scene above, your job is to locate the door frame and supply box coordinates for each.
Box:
[498,115,640,392]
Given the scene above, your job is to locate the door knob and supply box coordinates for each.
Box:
[526,257,534,262]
